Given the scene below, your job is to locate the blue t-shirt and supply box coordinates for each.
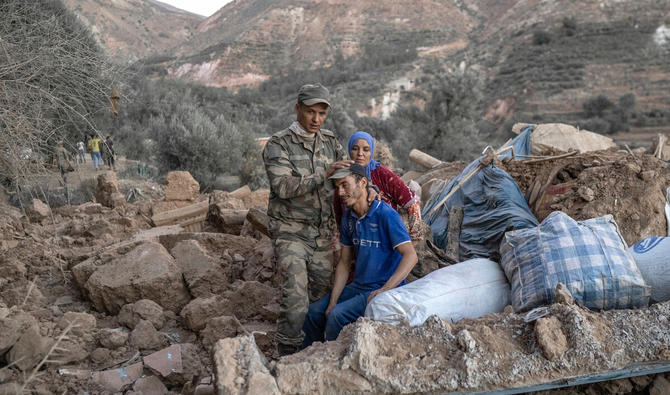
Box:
[340,200,411,290]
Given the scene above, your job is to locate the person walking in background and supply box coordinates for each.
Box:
[76,140,86,164]
[101,135,115,170]
[87,134,102,170]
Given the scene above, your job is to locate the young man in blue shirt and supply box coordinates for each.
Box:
[302,163,418,347]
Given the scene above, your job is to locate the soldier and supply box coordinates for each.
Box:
[263,83,362,356]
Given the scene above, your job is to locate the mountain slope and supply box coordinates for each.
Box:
[156,0,477,87]
[64,0,203,61]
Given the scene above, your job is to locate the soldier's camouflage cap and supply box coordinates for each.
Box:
[298,83,331,107]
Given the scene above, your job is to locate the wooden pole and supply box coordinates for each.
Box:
[409,149,443,169]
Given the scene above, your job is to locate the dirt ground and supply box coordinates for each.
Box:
[1,146,670,393]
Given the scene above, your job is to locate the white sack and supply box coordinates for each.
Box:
[629,236,670,302]
[364,258,510,326]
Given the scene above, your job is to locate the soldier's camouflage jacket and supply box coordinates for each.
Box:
[263,122,346,242]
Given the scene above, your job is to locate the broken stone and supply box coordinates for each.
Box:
[132,375,167,394]
[25,199,50,222]
[194,383,215,395]
[84,219,114,239]
[57,311,97,337]
[91,361,143,392]
[165,171,200,201]
[650,375,670,395]
[78,202,104,215]
[0,318,22,355]
[57,340,89,364]
[57,368,91,380]
[213,336,280,395]
[83,242,191,314]
[98,328,129,349]
[95,171,125,208]
[577,186,595,202]
[180,296,230,332]
[200,316,245,350]
[457,329,476,353]
[170,239,229,297]
[535,316,568,360]
[639,170,656,181]
[7,324,51,371]
[129,320,166,350]
[118,299,166,329]
[0,383,19,395]
[90,347,112,365]
[554,283,574,305]
[144,343,204,385]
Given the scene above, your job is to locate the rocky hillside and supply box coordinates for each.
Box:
[64,0,202,61]
[65,0,670,135]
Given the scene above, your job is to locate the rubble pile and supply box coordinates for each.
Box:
[1,140,670,393]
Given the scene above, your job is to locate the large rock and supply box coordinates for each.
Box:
[200,316,245,350]
[213,336,280,395]
[535,316,568,360]
[7,324,51,371]
[95,172,125,208]
[83,242,191,314]
[180,296,231,332]
[170,240,229,297]
[129,320,166,350]
[165,171,199,201]
[25,199,50,222]
[0,318,22,355]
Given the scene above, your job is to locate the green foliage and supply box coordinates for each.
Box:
[576,117,610,134]
[583,94,614,118]
[532,30,552,45]
[359,68,486,170]
[561,17,577,36]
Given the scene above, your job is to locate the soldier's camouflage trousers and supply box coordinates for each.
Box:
[274,236,333,348]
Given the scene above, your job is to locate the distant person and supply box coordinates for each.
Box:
[302,164,417,346]
[76,140,86,164]
[101,135,115,170]
[87,134,103,170]
[335,131,423,244]
[54,140,73,179]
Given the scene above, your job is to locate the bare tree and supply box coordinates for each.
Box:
[0,0,121,203]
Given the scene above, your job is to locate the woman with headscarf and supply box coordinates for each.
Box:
[334,131,423,243]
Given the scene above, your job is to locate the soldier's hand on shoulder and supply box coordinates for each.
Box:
[326,160,354,178]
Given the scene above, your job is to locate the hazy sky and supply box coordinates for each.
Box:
[159,0,232,17]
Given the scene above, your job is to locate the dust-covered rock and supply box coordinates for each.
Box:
[95,171,125,208]
[83,242,190,314]
[7,324,51,371]
[57,311,97,337]
[165,171,199,201]
[213,336,279,395]
[98,328,129,349]
[25,198,50,222]
[129,320,166,350]
[170,239,230,297]
[180,296,230,332]
[200,316,245,350]
[118,299,166,329]
[535,316,568,360]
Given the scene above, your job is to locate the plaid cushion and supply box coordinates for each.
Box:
[500,211,650,312]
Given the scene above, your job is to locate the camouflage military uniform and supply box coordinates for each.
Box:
[263,121,346,349]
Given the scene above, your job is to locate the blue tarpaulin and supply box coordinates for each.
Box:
[422,126,538,262]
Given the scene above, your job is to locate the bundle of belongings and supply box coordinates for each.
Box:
[367,124,661,326]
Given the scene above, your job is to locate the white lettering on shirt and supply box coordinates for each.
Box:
[352,238,381,248]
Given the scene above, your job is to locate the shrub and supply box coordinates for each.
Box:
[561,17,577,36]
[532,30,552,45]
[583,94,614,118]
[577,117,610,134]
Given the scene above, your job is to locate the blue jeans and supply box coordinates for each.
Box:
[302,285,372,348]
[91,151,102,168]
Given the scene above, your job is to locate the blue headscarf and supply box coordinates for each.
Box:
[348,131,380,178]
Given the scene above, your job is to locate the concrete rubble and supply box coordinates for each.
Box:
[1,155,669,394]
